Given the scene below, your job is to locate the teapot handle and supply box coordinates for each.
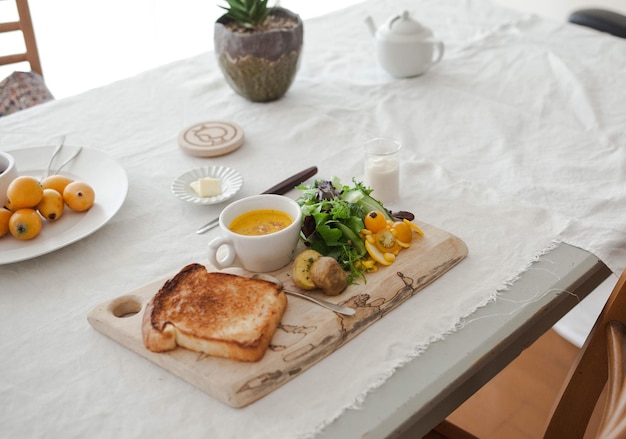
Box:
[432,41,445,65]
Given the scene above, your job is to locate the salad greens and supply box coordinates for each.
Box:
[295,178,393,284]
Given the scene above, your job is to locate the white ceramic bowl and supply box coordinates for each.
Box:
[0,151,18,208]
[208,194,303,273]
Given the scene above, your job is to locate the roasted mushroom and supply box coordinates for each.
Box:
[310,256,348,296]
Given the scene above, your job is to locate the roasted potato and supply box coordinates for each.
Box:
[292,249,322,290]
[310,256,347,296]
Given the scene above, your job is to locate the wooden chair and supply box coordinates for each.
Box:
[0,0,43,77]
[0,0,53,116]
[427,267,626,439]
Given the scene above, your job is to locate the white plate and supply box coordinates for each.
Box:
[171,166,243,205]
[0,146,128,265]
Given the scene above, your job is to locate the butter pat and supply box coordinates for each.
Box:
[190,177,222,197]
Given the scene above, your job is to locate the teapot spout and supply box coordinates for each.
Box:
[365,16,377,36]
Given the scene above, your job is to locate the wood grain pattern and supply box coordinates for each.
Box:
[87,220,467,408]
[446,329,580,438]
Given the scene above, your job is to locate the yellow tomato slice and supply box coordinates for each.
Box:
[365,240,393,266]
[404,219,424,236]
[374,229,401,255]
[396,239,411,249]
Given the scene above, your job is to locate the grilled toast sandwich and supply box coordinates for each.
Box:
[142,263,287,362]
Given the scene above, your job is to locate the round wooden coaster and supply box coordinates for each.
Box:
[178,121,244,157]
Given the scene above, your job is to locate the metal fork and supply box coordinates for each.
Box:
[41,135,65,180]
[53,146,82,174]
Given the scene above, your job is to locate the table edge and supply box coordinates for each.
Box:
[317,242,611,439]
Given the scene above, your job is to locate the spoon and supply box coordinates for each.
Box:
[251,273,356,316]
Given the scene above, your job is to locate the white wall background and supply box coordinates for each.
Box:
[2,0,625,98]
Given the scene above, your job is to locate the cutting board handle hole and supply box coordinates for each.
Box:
[110,296,143,318]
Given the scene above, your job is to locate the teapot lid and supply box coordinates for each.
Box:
[383,11,433,40]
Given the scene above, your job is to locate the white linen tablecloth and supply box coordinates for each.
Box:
[1,0,624,438]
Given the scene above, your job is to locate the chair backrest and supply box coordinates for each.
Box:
[428,268,626,439]
[568,8,626,39]
[0,0,43,77]
[544,268,626,439]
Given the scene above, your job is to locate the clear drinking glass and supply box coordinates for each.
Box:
[364,137,401,204]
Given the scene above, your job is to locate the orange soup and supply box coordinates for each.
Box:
[229,209,293,236]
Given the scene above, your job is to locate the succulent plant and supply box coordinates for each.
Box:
[219,0,271,29]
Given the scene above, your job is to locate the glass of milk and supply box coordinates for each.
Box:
[364,137,401,204]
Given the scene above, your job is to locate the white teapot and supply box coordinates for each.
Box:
[366,11,444,78]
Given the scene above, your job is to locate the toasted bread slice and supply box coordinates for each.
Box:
[142,263,287,362]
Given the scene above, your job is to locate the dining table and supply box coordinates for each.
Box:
[1,0,625,438]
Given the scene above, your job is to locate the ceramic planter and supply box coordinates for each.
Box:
[214,7,303,102]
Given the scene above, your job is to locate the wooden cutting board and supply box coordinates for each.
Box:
[87,220,467,408]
